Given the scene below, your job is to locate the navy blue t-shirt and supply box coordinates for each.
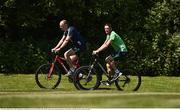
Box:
[64,26,86,51]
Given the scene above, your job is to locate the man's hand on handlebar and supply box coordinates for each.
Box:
[92,50,98,55]
[51,48,56,53]
[51,48,60,53]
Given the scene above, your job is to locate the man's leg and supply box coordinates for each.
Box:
[105,55,122,81]
[105,55,117,72]
[64,49,77,72]
[70,54,78,68]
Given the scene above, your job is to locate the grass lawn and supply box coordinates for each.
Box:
[0,74,180,108]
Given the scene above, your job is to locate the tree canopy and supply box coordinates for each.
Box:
[0,0,179,76]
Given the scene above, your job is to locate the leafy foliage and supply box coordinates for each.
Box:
[0,0,179,75]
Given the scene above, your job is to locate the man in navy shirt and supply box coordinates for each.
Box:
[52,20,86,76]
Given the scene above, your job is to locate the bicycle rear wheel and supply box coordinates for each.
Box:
[115,69,141,91]
[73,66,101,90]
[35,63,61,89]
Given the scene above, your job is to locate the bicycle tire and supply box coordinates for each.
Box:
[35,63,61,89]
[115,68,141,91]
[73,66,101,90]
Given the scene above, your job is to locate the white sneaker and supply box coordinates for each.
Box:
[101,80,111,86]
[65,71,72,76]
[111,70,122,81]
[65,68,75,77]
[78,73,83,78]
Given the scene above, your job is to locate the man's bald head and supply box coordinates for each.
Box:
[59,20,68,31]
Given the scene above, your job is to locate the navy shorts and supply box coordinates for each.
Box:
[71,46,86,56]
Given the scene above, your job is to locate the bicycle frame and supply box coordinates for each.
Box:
[89,55,110,79]
[47,55,67,79]
[48,54,80,79]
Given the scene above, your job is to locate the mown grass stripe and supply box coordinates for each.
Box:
[0,92,180,96]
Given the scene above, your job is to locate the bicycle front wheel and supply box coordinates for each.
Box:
[115,69,141,91]
[73,66,101,90]
[35,63,61,89]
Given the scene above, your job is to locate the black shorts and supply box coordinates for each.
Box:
[71,46,86,56]
[110,51,127,61]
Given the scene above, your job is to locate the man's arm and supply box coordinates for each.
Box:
[56,35,70,51]
[94,39,112,53]
[56,36,66,48]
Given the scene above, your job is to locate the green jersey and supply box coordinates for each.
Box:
[106,31,127,52]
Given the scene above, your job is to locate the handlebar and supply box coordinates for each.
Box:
[92,53,99,60]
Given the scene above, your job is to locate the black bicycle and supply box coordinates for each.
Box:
[73,54,141,91]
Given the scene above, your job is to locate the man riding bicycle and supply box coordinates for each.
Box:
[93,23,128,85]
[52,19,86,76]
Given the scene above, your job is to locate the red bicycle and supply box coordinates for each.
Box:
[35,52,80,89]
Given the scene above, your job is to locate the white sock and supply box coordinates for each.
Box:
[115,69,120,73]
[70,68,75,72]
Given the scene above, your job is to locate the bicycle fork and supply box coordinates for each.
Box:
[83,62,96,85]
[47,55,59,80]
[47,63,55,80]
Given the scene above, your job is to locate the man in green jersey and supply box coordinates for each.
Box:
[93,23,128,85]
